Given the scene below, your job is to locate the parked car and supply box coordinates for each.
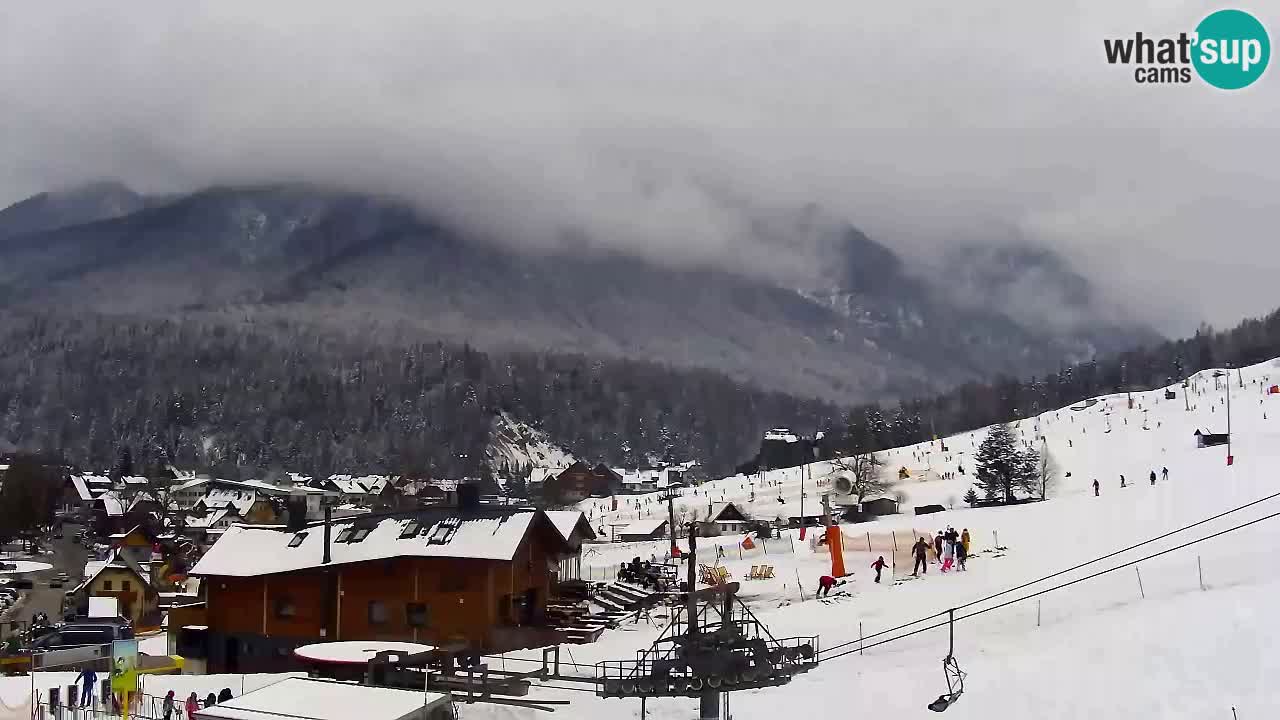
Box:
[30,626,114,652]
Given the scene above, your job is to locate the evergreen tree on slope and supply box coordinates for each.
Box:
[974,423,1036,503]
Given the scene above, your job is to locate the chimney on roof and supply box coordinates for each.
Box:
[286,491,307,533]
[322,505,332,564]
[457,483,481,515]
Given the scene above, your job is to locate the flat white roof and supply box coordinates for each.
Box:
[294,640,434,665]
[194,677,448,720]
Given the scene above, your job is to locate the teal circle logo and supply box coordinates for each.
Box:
[1193,9,1270,89]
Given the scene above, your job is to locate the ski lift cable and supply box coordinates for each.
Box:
[818,507,1280,665]
[819,487,1280,655]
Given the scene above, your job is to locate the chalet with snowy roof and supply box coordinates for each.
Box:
[696,502,750,537]
[187,494,576,672]
[195,487,281,525]
[544,510,597,581]
[63,474,114,513]
[758,428,819,471]
[616,517,670,542]
[68,548,160,627]
[541,461,621,504]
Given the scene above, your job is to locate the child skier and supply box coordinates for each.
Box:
[871,556,887,583]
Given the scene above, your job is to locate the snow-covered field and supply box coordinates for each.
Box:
[4,360,1279,719]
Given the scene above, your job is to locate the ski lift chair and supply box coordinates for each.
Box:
[928,611,967,712]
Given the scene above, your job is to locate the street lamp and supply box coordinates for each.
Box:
[1213,369,1233,466]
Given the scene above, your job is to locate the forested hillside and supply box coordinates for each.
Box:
[0,313,840,478]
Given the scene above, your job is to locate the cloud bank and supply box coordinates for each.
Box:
[2,0,1277,334]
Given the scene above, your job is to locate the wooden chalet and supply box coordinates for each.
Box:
[544,510,597,581]
[68,548,161,628]
[696,502,750,537]
[186,501,575,673]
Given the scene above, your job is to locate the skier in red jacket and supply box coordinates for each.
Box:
[871,556,888,583]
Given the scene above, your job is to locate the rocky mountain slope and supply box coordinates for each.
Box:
[0,183,1154,402]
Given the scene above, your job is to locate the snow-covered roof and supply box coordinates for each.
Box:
[98,492,126,517]
[544,510,595,542]
[194,677,448,720]
[191,510,546,577]
[187,507,233,529]
[72,549,152,595]
[199,488,261,516]
[173,478,210,493]
[327,474,387,495]
[70,475,95,501]
[294,640,433,665]
[122,476,149,485]
[764,429,801,443]
[618,517,668,536]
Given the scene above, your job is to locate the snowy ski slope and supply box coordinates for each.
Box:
[517,358,1280,719]
[4,361,1278,719]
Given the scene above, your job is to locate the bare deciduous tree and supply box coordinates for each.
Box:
[830,451,889,505]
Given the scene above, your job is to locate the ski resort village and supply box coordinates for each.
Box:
[2,359,1279,720]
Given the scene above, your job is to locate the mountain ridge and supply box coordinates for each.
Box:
[0,182,1158,402]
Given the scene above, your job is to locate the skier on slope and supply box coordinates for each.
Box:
[912,537,930,576]
[1120,474,1126,488]
[1150,470,1157,485]
[955,538,968,571]
[1093,479,1100,496]
[934,531,945,561]
[961,528,971,553]
[1162,467,1169,482]
[871,556,888,583]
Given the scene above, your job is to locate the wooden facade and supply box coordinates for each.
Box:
[194,512,570,673]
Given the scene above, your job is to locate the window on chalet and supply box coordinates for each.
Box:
[440,572,467,592]
[400,521,421,539]
[288,532,307,548]
[122,580,132,592]
[102,580,113,591]
[350,527,372,542]
[275,597,297,619]
[368,600,389,625]
[406,603,428,627]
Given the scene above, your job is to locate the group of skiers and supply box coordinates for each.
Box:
[71,672,234,718]
[1093,466,1167,496]
[911,527,969,576]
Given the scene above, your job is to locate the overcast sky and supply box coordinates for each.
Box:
[2,1,1276,335]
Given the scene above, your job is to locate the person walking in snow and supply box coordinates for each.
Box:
[1093,479,1100,496]
[912,537,930,576]
[955,538,968,570]
[186,693,200,719]
[941,537,955,572]
[75,667,97,707]
[961,528,970,553]
[1120,474,1126,488]
[1150,470,1157,486]
[934,531,944,561]
[1162,467,1169,482]
[871,555,887,583]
